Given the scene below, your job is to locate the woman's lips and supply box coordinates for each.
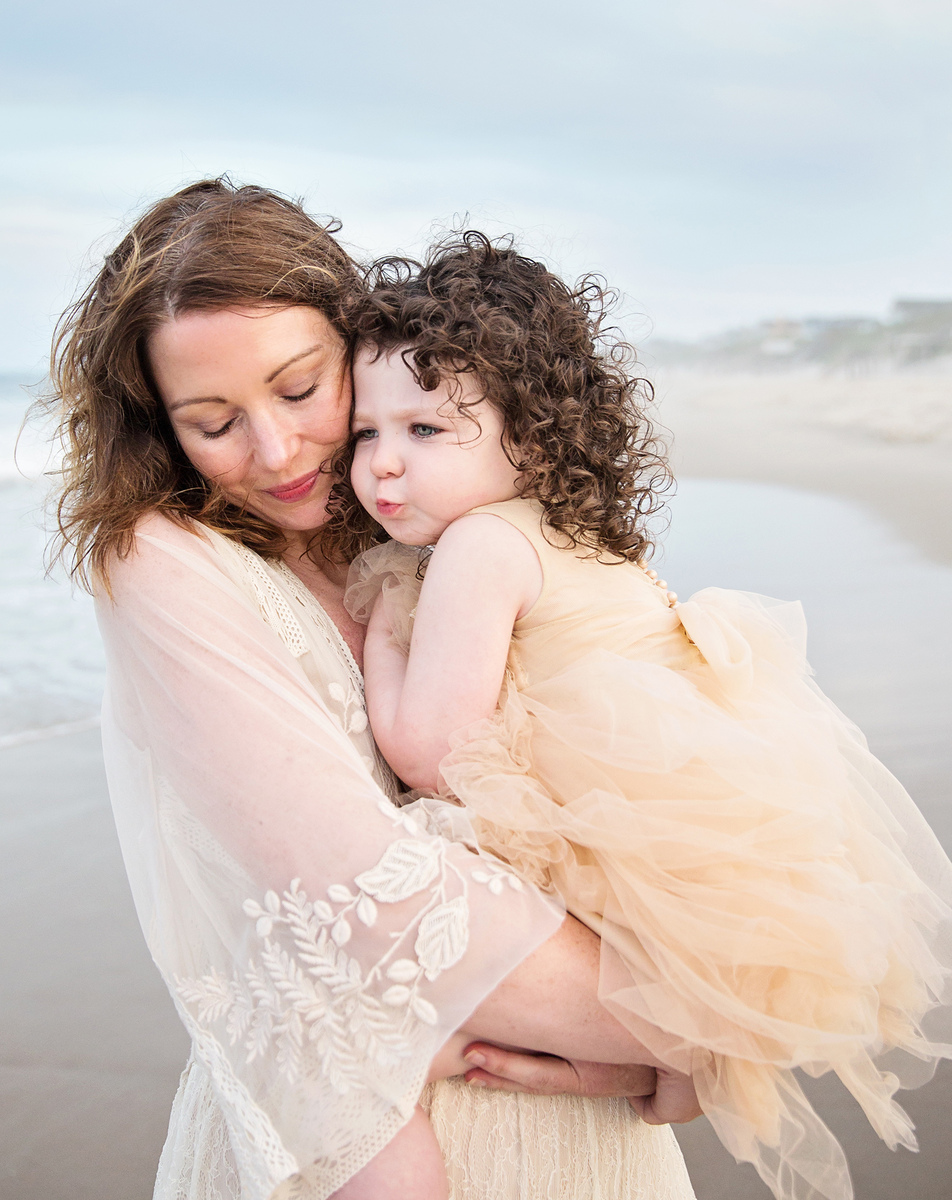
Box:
[264,471,321,503]
[376,500,402,518]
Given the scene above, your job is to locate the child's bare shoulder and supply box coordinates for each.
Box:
[434,511,541,570]
[427,513,544,618]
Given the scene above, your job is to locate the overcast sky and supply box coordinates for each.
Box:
[1,0,950,370]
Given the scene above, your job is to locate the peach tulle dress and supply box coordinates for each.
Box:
[347,497,952,1200]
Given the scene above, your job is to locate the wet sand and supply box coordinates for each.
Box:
[657,371,952,1200]
[654,369,952,568]
[2,370,951,1199]
[0,728,187,1200]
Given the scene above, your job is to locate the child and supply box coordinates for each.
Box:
[331,233,952,1200]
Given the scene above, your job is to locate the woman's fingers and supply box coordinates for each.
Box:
[462,1043,658,1097]
[463,1045,578,1095]
[628,1072,703,1124]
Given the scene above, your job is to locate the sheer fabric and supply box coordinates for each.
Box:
[346,498,952,1200]
[95,513,564,1200]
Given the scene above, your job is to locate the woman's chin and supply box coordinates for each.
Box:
[248,492,332,537]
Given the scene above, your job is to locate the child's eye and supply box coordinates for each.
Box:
[412,424,441,438]
[353,428,377,441]
[201,418,237,440]
[281,381,318,403]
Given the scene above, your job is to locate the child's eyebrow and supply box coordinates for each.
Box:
[352,403,446,424]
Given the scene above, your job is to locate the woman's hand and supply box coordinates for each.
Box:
[461,1043,703,1124]
[627,1067,704,1125]
[461,1042,656,1099]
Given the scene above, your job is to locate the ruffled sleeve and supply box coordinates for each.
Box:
[95,514,562,1200]
[344,541,426,653]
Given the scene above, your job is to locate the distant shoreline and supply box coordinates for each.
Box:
[655,368,952,568]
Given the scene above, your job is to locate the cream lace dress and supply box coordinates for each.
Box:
[95,514,695,1200]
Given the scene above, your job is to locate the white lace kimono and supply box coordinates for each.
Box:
[95,513,566,1200]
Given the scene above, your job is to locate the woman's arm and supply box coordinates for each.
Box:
[431,915,702,1122]
[468,913,665,1065]
[363,514,542,789]
[97,515,565,1196]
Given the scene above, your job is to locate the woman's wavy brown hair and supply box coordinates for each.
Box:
[45,177,363,589]
[324,231,671,564]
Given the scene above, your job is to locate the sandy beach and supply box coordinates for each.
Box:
[2,367,951,1199]
[654,368,952,567]
[653,369,952,1200]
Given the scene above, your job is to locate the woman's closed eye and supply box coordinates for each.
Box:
[202,417,238,440]
[280,381,319,403]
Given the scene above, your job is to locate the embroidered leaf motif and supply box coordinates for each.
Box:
[410,995,438,1026]
[171,817,535,1095]
[176,968,235,1022]
[386,959,420,984]
[415,897,469,980]
[354,839,440,901]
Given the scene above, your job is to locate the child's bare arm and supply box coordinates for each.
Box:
[363,514,542,790]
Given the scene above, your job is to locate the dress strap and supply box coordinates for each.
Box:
[467,498,566,556]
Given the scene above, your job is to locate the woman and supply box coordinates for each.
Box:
[48,179,698,1200]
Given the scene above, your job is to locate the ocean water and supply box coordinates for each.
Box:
[2,373,951,841]
[659,477,952,846]
[0,377,104,744]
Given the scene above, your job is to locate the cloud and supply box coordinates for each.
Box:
[0,0,949,363]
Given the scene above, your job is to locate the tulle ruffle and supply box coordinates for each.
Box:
[346,541,952,1200]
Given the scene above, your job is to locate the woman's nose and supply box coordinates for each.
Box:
[252,413,297,472]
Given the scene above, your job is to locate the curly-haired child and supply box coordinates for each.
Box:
[330,233,952,1200]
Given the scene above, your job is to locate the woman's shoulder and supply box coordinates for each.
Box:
[99,510,241,601]
[130,509,213,548]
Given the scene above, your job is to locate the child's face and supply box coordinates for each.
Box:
[351,346,522,546]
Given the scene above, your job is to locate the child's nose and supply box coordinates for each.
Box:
[370,439,404,478]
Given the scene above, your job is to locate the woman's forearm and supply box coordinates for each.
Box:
[462,914,665,1068]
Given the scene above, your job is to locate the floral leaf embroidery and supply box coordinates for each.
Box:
[354,839,441,901]
[410,995,438,1025]
[386,959,419,984]
[175,826,524,1096]
[415,897,469,981]
[327,681,369,736]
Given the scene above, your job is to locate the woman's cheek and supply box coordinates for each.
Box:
[181,432,253,496]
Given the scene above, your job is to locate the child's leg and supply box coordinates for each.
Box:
[329,1104,449,1200]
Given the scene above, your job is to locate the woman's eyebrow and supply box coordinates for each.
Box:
[265,344,323,383]
[168,395,227,412]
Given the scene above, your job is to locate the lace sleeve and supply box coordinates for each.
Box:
[95,514,563,1200]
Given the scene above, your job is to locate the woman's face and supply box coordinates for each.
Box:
[150,305,351,537]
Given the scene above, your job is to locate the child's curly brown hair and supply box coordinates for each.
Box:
[325,230,671,563]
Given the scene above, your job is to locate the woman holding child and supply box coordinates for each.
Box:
[49,179,699,1200]
[51,176,952,1200]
